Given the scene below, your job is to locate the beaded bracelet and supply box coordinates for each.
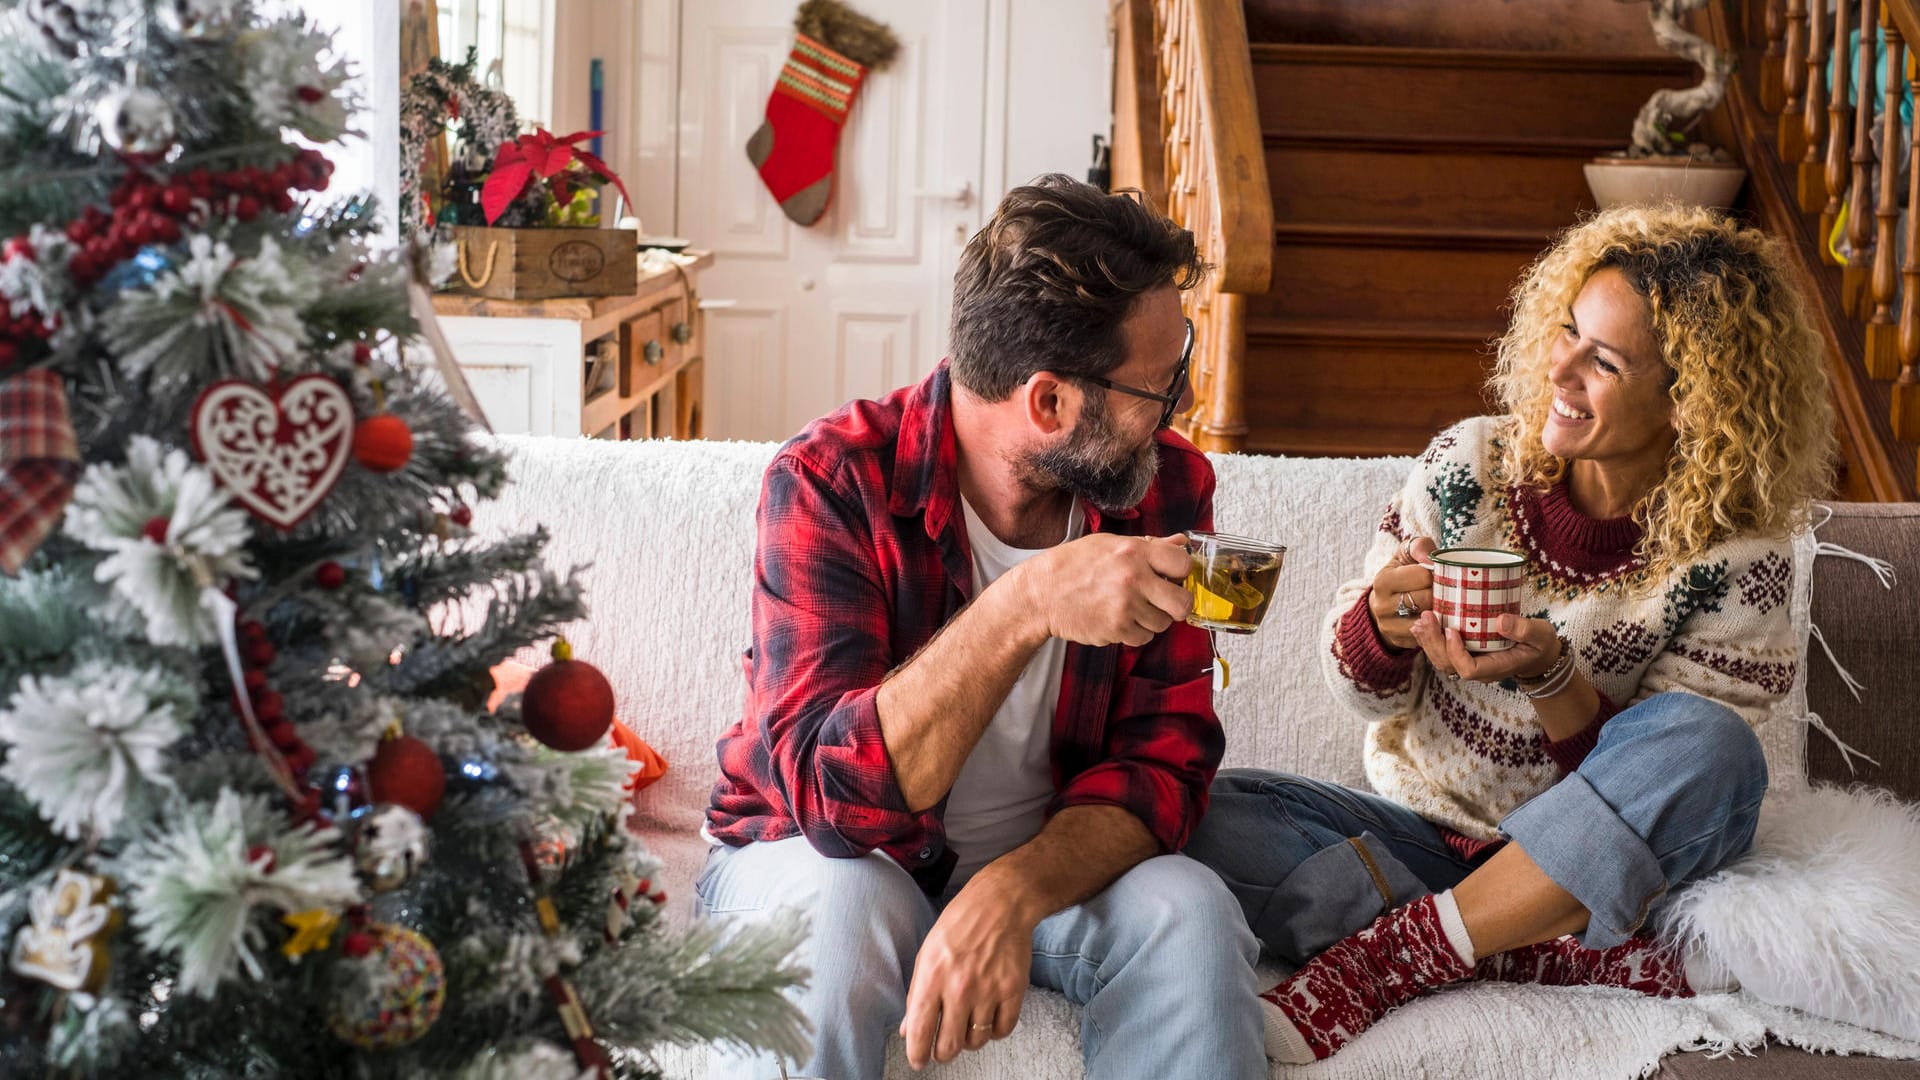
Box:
[1517,635,1577,700]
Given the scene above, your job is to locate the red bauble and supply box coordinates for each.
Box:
[314,561,347,589]
[352,414,413,473]
[521,642,616,752]
[367,734,445,819]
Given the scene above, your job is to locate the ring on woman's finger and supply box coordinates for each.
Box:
[969,1023,992,1032]
[1446,671,1461,681]
[1394,592,1418,618]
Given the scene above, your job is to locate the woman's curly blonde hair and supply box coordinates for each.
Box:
[1491,204,1836,580]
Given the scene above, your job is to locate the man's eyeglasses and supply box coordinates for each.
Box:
[1082,317,1194,429]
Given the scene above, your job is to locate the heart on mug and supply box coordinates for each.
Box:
[191,375,354,530]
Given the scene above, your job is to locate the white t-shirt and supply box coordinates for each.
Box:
[942,496,1081,887]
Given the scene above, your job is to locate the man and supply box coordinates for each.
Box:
[699,174,1264,1080]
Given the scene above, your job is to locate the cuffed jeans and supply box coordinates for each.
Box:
[1184,692,1768,967]
[695,838,1266,1080]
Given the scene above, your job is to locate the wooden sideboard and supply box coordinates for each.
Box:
[431,251,712,440]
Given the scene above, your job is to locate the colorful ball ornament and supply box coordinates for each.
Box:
[352,413,414,473]
[521,639,615,752]
[93,85,178,158]
[327,923,445,1049]
[367,734,445,820]
[348,803,430,892]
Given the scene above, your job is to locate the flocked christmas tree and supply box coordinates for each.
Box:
[0,1,807,1075]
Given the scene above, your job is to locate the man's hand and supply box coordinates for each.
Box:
[1017,533,1193,648]
[1366,536,1437,650]
[899,878,1035,1069]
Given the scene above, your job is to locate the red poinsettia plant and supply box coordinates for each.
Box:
[480,128,635,227]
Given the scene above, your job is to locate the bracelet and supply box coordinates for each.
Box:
[1517,635,1577,699]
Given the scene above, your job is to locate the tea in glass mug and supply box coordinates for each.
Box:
[1183,531,1287,633]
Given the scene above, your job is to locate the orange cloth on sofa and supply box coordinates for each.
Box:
[488,660,668,793]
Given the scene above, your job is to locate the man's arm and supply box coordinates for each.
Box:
[877,532,1195,811]
[900,805,1156,1069]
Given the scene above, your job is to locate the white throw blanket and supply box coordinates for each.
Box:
[478,435,1920,1079]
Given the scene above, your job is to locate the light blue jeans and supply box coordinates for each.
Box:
[695,838,1266,1080]
[1184,691,1769,965]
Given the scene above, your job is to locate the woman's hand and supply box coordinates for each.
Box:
[1367,536,1438,650]
[1410,612,1562,684]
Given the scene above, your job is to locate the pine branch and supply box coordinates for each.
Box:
[381,567,587,698]
[0,783,68,890]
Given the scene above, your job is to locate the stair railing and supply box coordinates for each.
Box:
[1112,0,1272,452]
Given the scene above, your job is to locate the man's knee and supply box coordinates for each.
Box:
[1110,855,1258,965]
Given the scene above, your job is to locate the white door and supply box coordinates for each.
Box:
[678,0,989,441]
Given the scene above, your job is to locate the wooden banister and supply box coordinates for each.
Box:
[1112,0,1272,453]
[1866,14,1904,377]
[1821,0,1852,255]
[1897,43,1920,442]
[1844,0,1880,314]
[1782,0,1810,158]
[1763,0,1788,112]
[1799,0,1830,211]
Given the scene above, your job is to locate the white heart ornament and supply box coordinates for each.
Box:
[192,375,353,529]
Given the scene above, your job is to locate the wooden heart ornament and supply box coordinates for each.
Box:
[192,375,353,529]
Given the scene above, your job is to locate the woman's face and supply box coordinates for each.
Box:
[1541,267,1676,473]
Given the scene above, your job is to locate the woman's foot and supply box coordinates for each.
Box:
[1256,892,1476,1062]
[1474,933,1696,997]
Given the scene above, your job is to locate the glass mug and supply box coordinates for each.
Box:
[1183,531,1287,634]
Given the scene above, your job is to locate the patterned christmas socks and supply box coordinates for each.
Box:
[745,0,899,226]
[1258,891,1477,1063]
[1474,933,1698,997]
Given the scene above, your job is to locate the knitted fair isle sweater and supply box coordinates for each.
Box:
[1322,416,1799,841]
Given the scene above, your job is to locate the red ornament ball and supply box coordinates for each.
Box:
[367,734,445,820]
[521,641,615,752]
[352,413,413,473]
[314,561,347,589]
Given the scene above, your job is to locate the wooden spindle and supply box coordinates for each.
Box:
[1764,0,1789,112]
[1820,0,1852,262]
[1866,14,1903,375]
[1799,0,1831,210]
[1844,0,1879,314]
[1782,0,1810,156]
[1895,46,1920,443]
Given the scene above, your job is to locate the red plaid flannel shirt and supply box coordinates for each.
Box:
[0,370,80,575]
[706,363,1223,892]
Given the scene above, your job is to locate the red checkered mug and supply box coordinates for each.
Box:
[1429,547,1529,652]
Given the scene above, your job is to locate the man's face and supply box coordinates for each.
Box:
[1021,287,1190,512]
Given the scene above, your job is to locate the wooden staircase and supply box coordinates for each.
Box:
[1240,21,1697,457]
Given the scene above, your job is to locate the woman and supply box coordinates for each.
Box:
[1184,204,1837,1063]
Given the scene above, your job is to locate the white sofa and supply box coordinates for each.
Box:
[474,434,1920,1080]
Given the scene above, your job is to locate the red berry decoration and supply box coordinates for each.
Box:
[367,733,445,820]
[521,640,616,752]
[448,504,472,528]
[142,516,170,544]
[314,561,347,589]
[352,414,413,473]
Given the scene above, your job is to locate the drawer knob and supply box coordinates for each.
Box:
[671,320,693,344]
[643,339,664,364]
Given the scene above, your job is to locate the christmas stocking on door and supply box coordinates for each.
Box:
[746,0,899,226]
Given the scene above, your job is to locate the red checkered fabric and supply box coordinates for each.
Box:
[0,369,81,575]
[1431,562,1526,651]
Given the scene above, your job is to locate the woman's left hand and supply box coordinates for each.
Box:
[1410,612,1561,684]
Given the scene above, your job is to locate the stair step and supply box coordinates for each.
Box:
[1253,44,1692,143]
[1244,0,1676,54]
[1268,142,1594,232]
[1241,328,1496,459]
[1256,240,1538,325]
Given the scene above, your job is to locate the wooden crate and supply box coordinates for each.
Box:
[448,226,638,300]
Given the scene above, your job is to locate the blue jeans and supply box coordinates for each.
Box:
[695,838,1266,1080]
[1184,692,1768,965]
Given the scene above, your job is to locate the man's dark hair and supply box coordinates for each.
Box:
[949,174,1204,401]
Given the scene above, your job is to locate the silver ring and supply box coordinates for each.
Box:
[1395,592,1418,618]
[1446,672,1461,681]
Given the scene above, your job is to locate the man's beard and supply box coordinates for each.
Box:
[1019,390,1160,512]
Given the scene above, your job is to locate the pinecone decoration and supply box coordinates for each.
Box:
[21,0,120,58]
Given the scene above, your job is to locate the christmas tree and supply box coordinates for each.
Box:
[0,2,807,1076]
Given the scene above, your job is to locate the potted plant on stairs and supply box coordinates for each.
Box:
[1585,0,1748,209]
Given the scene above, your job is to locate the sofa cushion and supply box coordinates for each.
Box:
[1804,503,1920,802]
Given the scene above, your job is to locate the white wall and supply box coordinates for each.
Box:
[989,0,1114,202]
